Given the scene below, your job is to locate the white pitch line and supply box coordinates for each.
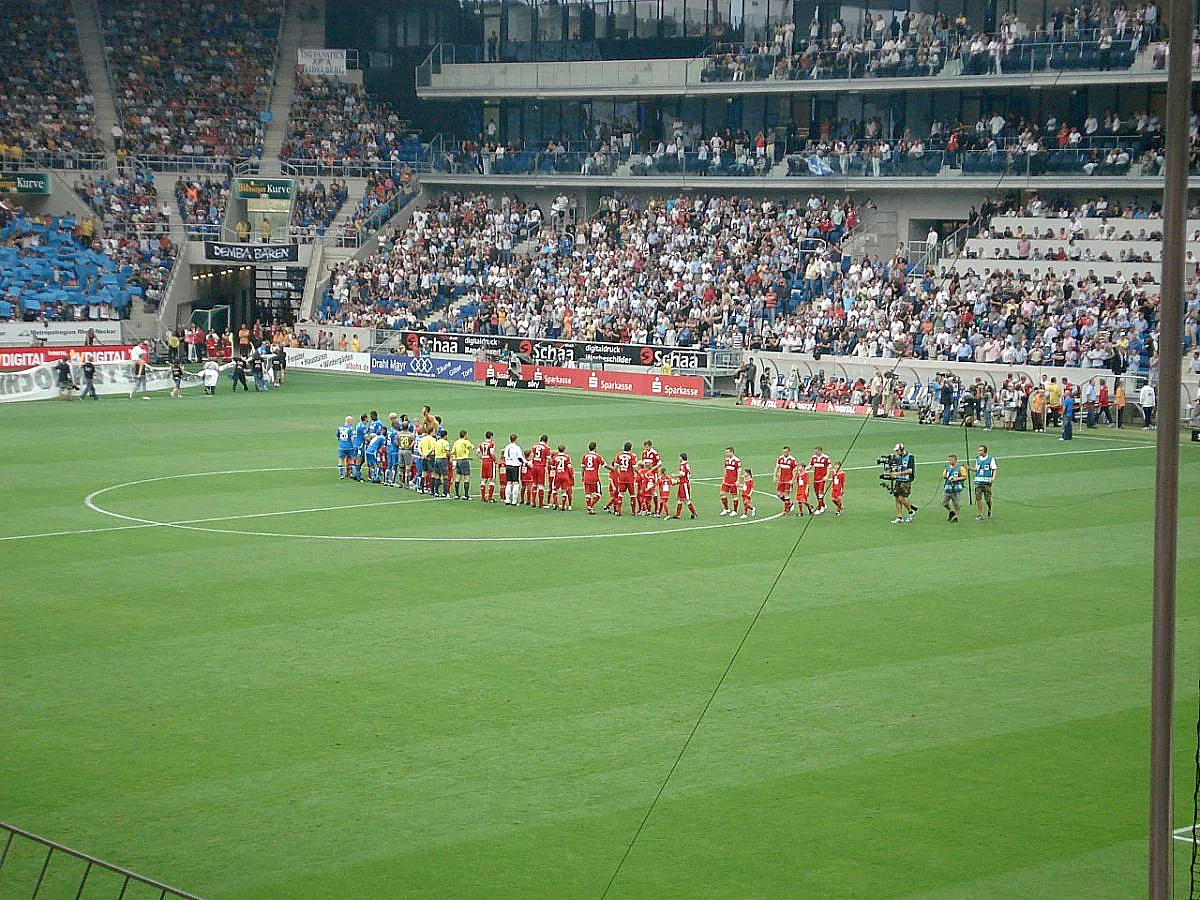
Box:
[0,444,1159,544]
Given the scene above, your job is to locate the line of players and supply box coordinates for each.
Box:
[720,445,846,519]
[336,411,847,519]
[495,436,699,519]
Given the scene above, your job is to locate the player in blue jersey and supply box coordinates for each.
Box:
[351,414,368,480]
[336,416,355,479]
[368,409,386,436]
[410,429,425,491]
[365,432,387,483]
[385,416,402,486]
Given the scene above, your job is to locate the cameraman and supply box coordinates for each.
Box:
[887,442,919,524]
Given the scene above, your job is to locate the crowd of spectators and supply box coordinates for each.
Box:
[174,176,228,237]
[317,192,541,328]
[99,0,282,161]
[281,73,419,168]
[0,0,102,162]
[290,179,349,237]
[74,172,178,307]
[702,2,1166,82]
[310,189,1199,377]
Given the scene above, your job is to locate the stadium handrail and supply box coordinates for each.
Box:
[0,821,202,899]
[1,150,107,172]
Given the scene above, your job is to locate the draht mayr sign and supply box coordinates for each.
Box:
[233,177,295,200]
[0,172,51,195]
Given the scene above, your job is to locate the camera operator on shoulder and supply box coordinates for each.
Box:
[879,441,919,524]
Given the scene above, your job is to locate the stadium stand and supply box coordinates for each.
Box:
[280,73,428,172]
[98,0,282,165]
[0,0,103,166]
[174,175,229,239]
[0,214,156,321]
[289,178,348,238]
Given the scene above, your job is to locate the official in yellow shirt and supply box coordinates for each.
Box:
[451,430,475,499]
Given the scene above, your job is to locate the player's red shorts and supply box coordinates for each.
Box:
[741,490,754,503]
[796,486,809,502]
[776,479,792,495]
[721,479,738,493]
[583,478,600,494]
[618,477,635,494]
[813,478,826,495]
[554,474,573,491]
[531,465,546,484]
[676,481,691,501]
[521,472,534,487]
[830,490,843,501]
[481,461,495,479]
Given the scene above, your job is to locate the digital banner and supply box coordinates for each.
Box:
[0,344,136,370]
[473,362,704,400]
[745,397,905,418]
[0,172,51,194]
[233,177,295,201]
[298,48,348,75]
[399,331,707,370]
[0,321,123,345]
[369,353,474,381]
[285,348,370,373]
[204,242,299,264]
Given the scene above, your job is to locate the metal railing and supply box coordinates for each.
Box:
[280,157,431,177]
[130,154,258,175]
[0,821,203,899]
[1,150,107,171]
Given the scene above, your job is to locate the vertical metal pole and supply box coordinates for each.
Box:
[1149,0,1191,896]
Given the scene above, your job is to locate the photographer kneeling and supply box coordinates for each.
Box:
[879,442,919,524]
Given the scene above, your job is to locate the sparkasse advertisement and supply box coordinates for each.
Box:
[473,362,704,399]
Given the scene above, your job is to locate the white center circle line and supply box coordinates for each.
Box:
[83,467,785,543]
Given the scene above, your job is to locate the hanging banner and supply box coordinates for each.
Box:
[0,321,123,345]
[398,330,707,370]
[0,361,203,403]
[232,178,295,201]
[298,48,348,76]
[204,242,299,264]
[0,172,51,194]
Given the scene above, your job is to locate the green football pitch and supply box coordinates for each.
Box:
[2,370,1198,899]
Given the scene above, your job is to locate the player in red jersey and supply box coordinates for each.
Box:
[673,452,697,519]
[774,445,798,514]
[655,466,672,517]
[719,447,742,516]
[580,442,605,514]
[476,431,498,502]
[641,440,661,474]
[829,461,846,516]
[636,462,654,516]
[794,463,815,517]
[520,447,535,505]
[809,445,831,514]
[529,435,551,508]
[740,468,756,518]
[602,453,620,513]
[551,444,574,510]
[611,442,637,516]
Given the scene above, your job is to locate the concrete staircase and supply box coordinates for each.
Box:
[72,0,119,157]
[260,0,327,174]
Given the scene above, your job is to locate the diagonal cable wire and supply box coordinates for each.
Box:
[599,100,1070,895]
